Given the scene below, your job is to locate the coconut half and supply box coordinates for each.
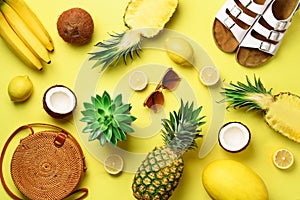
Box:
[43,85,77,118]
[218,122,251,153]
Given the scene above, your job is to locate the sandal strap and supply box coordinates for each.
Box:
[216,0,272,42]
[252,22,284,42]
[240,0,272,14]
[239,0,300,55]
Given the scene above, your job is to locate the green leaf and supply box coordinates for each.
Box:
[119,122,134,133]
[80,116,95,123]
[114,128,122,140]
[99,133,107,146]
[114,114,132,122]
[102,91,112,107]
[82,125,93,133]
[114,94,122,107]
[81,109,96,117]
[83,102,94,109]
[105,126,113,141]
[115,104,130,114]
[88,128,101,141]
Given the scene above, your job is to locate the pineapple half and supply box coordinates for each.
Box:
[80,91,136,146]
[89,0,178,70]
[132,100,205,200]
[224,75,300,143]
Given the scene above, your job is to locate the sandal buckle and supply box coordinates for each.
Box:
[275,21,287,31]
[224,17,235,29]
[268,30,280,41]
[240,0,252,8]
[259,41,271,52]
[229,5,242,18]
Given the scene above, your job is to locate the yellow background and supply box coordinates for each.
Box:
[0,0,300,199]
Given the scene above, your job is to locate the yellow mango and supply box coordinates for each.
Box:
[202,159,268,200]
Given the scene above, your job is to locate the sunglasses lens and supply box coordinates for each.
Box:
[162,69,181,90]
[143,91,164,112]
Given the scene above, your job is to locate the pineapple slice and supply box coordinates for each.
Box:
[224,76,300,143]
[89,0,178,70]
[124,0,179,37]
[265,93,300,142]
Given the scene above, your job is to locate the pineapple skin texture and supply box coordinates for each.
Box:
[132,146,184,200]
[264,92,300,143]
[202,160,269,200]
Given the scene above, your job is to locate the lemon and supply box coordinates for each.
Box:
[199,65,220,86]
[273,148,294,169]
[104,154,124,175]
[165,37,194,67]
[128,70,148,91]
[8,75,33,102]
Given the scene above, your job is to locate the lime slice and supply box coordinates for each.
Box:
[199,66,220,86]
[273,149,294,169]
[104,154,124,175]
[128,70,148,91]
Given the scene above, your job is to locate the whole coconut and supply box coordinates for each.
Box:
[57,8,94,45]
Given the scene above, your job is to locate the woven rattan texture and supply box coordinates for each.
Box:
[10,131,84,200]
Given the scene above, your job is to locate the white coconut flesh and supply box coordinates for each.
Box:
[45,86,76,114]
[218,122,250,152]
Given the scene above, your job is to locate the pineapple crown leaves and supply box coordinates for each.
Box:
[88,29,142,71]
[222,75,274,111]
[80,91,136,146]
[161,100,205,154]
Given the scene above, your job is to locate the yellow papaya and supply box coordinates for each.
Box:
[202,159,268,200]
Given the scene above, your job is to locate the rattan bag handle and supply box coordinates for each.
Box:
[0,123,88,200]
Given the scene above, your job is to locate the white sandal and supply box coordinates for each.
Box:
[213,0,273,53]
[236,0,300,67]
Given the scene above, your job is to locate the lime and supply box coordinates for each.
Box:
[199,66,220,86]
[8,75,33,102]
[165,37,194,67]
[104,154,124,175]
[128,70,148,91]
[273,149,294,169]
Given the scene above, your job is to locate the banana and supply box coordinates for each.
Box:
[4,0,54,52]
[1,2,51,64]
[0,11,43,70]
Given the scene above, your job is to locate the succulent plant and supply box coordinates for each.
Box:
[80,91,136,146]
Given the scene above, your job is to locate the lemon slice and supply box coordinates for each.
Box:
[104,154,124,175]
[273,149,294,169]
[128,70,148,91]
[199,66,220,86]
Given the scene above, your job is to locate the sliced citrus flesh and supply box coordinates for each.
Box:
[104,154,124,175]
[199,65,220,86]
[273,149,294,169]
[128,70,148,91]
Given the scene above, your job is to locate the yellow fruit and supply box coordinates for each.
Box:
[165,37,194,67]
[199,65,220,86]
[202,159,268,200]
[273,148,294,169]
[128,70,148,91]
[8,75,33,102]
[104,154,123,175]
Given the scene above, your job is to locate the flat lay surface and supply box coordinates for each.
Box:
[0,0,300,199]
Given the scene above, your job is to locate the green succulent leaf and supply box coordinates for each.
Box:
[89,128,101,141]
[81,91,136,147]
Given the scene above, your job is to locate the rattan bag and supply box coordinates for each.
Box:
[0,123,88,200]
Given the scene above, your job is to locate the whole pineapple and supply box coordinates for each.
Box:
[89,0,178,70]
[80,91,136,146]
[224,75,300,142]
[132,100,205,200]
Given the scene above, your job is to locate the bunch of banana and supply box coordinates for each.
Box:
[0,0,54,70]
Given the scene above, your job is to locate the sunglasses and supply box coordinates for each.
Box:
[143,68,181,112]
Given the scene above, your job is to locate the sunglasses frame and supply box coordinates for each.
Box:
[143,68,181,112]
